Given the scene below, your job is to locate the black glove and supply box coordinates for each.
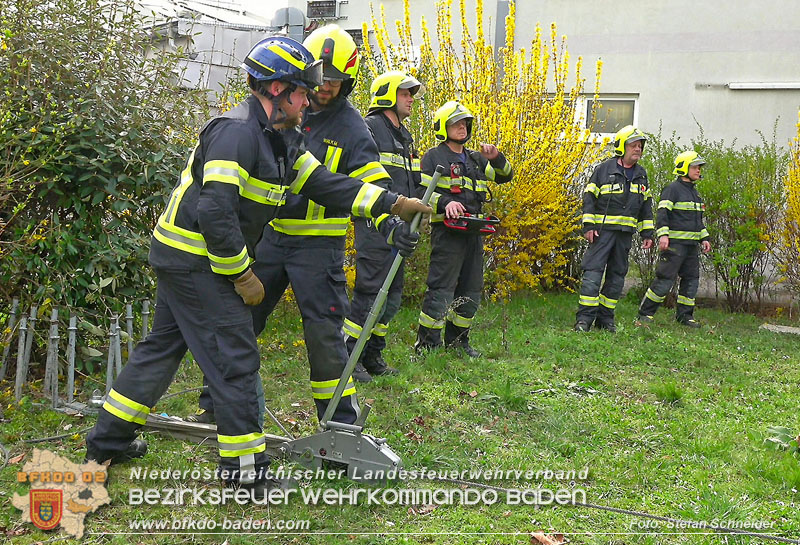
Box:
[382,217,419,257]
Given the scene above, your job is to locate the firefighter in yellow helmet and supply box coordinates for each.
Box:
[415,100,514,357]
[637,151,711,328]
[575,125,654,332]
[85,36,428,498]
[344,70,425,381]
[186,26,427,426]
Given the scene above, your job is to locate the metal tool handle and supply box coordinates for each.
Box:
[319,165,446,429]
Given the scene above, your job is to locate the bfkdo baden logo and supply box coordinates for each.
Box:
[30,489,63,530]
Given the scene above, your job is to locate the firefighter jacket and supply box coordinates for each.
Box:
[149,95,393,276]
[581,157,654,238]
[419,142,513,224]
[265,98,392,249]
[365,111,422,197]
[655,178,710,244]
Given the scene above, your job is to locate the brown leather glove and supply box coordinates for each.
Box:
[390,195,432,223]
[233,268,264,306]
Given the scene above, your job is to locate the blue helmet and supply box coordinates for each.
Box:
[242,36,323,89]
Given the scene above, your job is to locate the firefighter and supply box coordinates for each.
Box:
[637,151,711,327]
[187,25,423,425]
[574,125,654,332]
[344,70,425,383]
[84,36,429,496]
[415,101,514,357]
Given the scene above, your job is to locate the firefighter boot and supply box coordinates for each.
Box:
[85,438,148,465]
[362,348,398,377]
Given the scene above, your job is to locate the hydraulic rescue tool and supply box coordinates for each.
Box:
[442,213,501,234]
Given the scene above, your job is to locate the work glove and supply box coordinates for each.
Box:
[382,217,419,257]
[233,268,264,306]
[390,195,432,223]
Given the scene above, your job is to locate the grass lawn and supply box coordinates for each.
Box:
[2,292,799,544]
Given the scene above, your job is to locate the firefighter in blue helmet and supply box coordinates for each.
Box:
[415,101,514,357]
[574,125,654,332]
[84,36,430,497]
[344,70,425,382]
[186,26,424,425]
[637,151,711,328]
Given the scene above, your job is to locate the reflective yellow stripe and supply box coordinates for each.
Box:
[372,322,388,337]
[271,217,349,236]
[267,44,306,69]
[579,295,599,307]
[700,228,709,239]
[659,199,674,210]
[351,183,383,218]
[583,214,638,228]
[582,213,596,225]
[241,175,286,205]
[208,246,249,275]
[656,226,670,237]
[638,219,654,231]
[672,201,703,211]
[670,230,703,240]
[350,161,390,184]
[165,150,196,223]
[645,288,666,303]
[421,172,452,190]
[495,159,512,176]
[153,219,208,256]
[217,432,266,457]
[484,162,496,181]
[311,377,356,399]
[203,159,244,186]
[419,311,444,329]
[447,309,473,328]
[599,294,617,309]
[102,389,150,425]
[290,151,321,194]
[599,183,624,195]
[324,145,343,173]
[584,183,600,196]
[677,295,695,306]
[342,318,362,339]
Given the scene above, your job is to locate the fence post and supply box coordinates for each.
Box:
[66,315,77,404]
[141,299,150,339]
[44,309,59,397]
[104,318,116,396]
[21,306,37,377]
[14,318,27,401]
[125,304,134,361]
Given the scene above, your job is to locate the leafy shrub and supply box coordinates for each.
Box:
[0,0,207,313]
[632,124,788,312]
[778,112,800,302]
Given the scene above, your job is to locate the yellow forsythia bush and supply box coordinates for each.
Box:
[779,112,800,297]
[357,0,605,299]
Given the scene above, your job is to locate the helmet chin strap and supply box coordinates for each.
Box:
[258,81,296,126]
[447,136,470,145]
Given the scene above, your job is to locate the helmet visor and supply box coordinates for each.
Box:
[298,59,324,88]
[399,76,425,98]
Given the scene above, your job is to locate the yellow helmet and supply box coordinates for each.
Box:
[302,24,359,97]
[433,101,474,142]
[613,125,647,156]
[673,150,706,176]
[368,70,424,112]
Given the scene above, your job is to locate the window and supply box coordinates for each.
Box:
[346,29,363,46]
[307,1,337,19]
[583,97,638,136]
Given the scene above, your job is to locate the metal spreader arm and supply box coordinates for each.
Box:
[319,165,446,429]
